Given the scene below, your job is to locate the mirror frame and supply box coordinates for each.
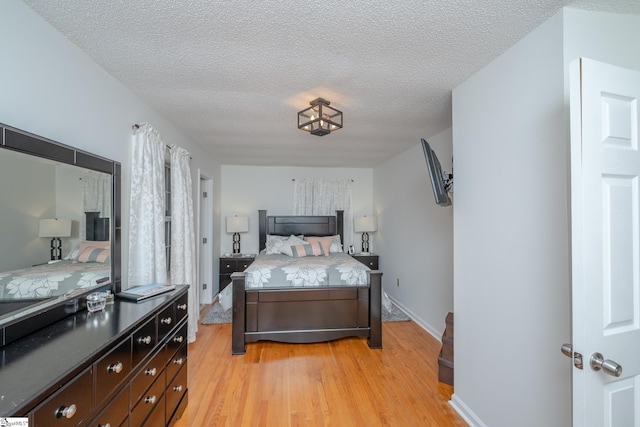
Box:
[0,123,121,347]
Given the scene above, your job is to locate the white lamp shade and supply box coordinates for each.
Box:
[354,216,377,233]
[226,216,249,233]
[39,218,72,237]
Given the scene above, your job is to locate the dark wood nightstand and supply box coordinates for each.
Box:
[351,253,379,270]
[219,255,255,293]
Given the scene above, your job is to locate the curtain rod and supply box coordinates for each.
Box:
[292,178,354,182]
[132,123,192,159]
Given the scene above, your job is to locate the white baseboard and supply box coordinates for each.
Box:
[385,294,441,340]
[449,393,487,427]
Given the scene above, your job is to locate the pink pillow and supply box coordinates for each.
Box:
[305,236,333,257]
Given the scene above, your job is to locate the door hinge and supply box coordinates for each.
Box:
[202,237,207,244]
[202,191,208,198]
[202,283,207,290]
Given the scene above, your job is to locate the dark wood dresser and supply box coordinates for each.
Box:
[0,286,189,426]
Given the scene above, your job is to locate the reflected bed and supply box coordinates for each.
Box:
[0,259,109,302]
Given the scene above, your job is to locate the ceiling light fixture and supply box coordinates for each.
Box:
[297,97,343,136]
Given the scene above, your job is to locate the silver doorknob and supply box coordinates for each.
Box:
[590,352,623,377]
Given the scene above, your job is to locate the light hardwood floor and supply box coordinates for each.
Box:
[174,308,467,427]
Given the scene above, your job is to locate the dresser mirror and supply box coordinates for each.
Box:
[0,124,121,345]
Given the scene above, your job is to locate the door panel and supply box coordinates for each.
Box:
[571,58,640,426]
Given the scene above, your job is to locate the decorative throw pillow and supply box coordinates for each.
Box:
[77,245,110,263]
[264,235,289,254]
[305,236,333,257]
[65,240,110,260]
[328,235,343,253]
[290,242,325,258]
[278,235,308,257]
[265,234,304,254]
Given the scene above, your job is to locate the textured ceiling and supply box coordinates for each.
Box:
[22,0,640,167]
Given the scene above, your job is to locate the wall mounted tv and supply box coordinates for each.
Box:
[421,138,453,206]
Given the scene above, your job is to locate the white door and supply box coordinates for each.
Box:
[570,58,640,426]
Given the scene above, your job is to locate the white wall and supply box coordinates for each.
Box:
[0,153,56,270]
[373,128,453,337]
[220,165,373,256]
[0,1,222,289]
[451,8,640,427]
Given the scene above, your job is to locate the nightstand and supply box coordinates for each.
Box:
[219,255,255,293]
[351,253,379,270]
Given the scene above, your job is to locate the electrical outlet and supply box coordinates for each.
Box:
[396,278,400,287]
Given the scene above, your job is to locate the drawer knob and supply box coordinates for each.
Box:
[138,335,152,345]
[145,367,157,376]
[161,317,172,325]
[226,264,231,268]
[107,361,123,374]
[173,385,183,392]
[173,335,184,344]
[173,357,184,365]
[56,403,77,419]
[145,395,157,405]
[177,303,187,311]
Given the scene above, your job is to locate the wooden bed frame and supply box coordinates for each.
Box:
[231,210,382,355]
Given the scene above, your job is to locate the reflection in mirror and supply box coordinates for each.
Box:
[0,123,121,347]
[0,146,111,324]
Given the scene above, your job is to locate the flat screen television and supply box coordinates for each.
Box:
[421,138,452,206]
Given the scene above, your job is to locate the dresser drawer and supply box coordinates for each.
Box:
[132,348,167,405]
[32,368,93,427]
[142,393,166,427]
[165,363,187,423]
[131,372,165,427]
[220,258,253,273]
[220,259,237,274]
[166,322,187,359]
[85,386,129,427]
[132,317,157,366]
[95,337,132,404]
[166,341,187,382]
[353,255,378,270]
[158,304,176,343]
[175,293,188,324]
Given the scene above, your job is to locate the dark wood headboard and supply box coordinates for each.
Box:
[85,211,110,241]
[258,210,344,252]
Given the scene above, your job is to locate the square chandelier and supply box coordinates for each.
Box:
[297,97,343,136]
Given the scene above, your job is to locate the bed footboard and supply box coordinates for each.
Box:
[231,270,383,355]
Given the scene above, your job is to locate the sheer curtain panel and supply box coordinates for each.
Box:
[81,173,111,241]
[293,178,353,247]
[128,123,167,287]
[169,145,198,343]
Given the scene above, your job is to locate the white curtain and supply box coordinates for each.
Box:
[169,145,198,343]
[128,123,167,287]
[293,178,353,247]
[81,173,111,241]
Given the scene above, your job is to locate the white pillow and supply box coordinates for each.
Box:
[264,235,288,254]
[265,234,304,254]
[328,235,343,253]
[278,235,308,257]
